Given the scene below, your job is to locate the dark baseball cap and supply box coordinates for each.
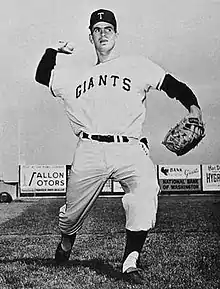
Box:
[89,9,117,32]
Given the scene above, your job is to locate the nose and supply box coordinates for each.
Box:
[100,29,106,36]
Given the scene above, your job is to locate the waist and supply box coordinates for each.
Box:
[80,132,136,143]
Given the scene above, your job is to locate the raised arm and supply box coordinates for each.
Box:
[35,48,57,86]
[35,41,74,87]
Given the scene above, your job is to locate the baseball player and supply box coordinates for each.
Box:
[35,9,203,284]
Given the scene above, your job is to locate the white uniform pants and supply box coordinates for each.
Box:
[59,138,159,235]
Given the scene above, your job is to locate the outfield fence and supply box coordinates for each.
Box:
[1,164,220,200]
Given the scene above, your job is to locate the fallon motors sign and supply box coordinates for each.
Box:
[20,165,66,193]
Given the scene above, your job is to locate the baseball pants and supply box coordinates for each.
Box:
[59,137,159,235]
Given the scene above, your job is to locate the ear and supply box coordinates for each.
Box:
[89,34,94,44]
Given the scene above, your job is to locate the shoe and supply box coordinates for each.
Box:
[55,233,76,264]
[55,242,72,264]
[123,267,145,285]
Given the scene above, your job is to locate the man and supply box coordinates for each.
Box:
[35,9,202,284]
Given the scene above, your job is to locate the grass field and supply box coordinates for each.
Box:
[0,194,220,289]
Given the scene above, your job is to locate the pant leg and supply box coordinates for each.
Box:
[59,140,108,235]
[111,143,159,231]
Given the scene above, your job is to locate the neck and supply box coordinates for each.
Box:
[96,48,119,64]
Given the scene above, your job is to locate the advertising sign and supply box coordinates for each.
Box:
[158,165,201,192]
[20,165,66,194]
[102,179,112,193]
[202,164,220,191]
[101,180,124,195]
[113,181,124,193]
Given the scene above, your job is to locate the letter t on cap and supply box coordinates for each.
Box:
[97,12,104,19]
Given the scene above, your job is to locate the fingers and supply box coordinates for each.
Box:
[57,41,74,54]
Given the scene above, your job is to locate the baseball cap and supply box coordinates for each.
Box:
[89,9,117,32]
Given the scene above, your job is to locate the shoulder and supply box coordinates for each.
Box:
[117,54,145,63]
[119,54,161,68]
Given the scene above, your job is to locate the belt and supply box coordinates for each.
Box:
[81,132,129,143]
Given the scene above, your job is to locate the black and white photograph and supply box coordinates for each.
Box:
[0,1,220,288]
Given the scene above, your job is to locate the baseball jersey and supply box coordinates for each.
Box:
[49,55,166,138]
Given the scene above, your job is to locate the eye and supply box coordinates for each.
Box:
[106,27,113,33]
[93,27,100,34]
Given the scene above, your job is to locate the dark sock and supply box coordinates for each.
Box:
[123,229,148,263]
[61,233,76,251]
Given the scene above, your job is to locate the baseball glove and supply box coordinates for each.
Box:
[162,117,205,156]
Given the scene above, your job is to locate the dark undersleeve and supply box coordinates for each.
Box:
[160,74,200,111]
[35,48,58,87]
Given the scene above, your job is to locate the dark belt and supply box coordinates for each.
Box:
[82,132,129,143]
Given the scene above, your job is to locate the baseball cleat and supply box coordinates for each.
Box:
[55,242,72,264]
[55,233,76,264]
[123,267,145,285]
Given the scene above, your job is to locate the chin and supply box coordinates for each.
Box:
[100,43,115,52]
[99,46,111,52]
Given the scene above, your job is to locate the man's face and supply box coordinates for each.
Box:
[89,22,118,53]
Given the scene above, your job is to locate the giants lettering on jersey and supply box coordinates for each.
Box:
[76,74,131,98]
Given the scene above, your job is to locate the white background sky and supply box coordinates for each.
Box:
[1,0,220,181]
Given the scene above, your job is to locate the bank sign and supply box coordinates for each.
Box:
[158,165,201,192]
[202,164,220,191]
[20,165,66,193]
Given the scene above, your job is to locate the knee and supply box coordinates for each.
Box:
[58,205,81,232]
[122,190,158,212]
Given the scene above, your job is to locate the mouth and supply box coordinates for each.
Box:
[100,39,108,44]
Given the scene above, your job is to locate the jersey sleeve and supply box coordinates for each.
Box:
[49,67,72,99]
[139,57,166,90]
